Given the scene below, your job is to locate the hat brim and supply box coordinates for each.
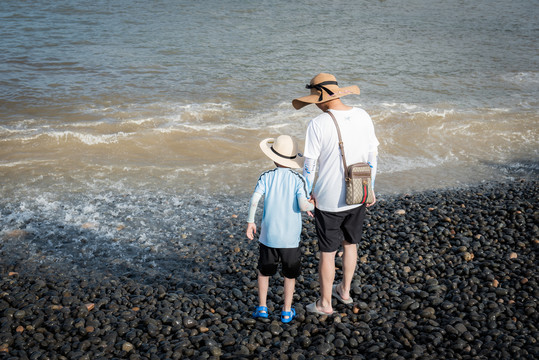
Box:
[259,138,304,169]
[292,85,360,110]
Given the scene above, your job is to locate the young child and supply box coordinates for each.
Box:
[246,134,314,323]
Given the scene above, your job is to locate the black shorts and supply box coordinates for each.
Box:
[314,205,367,253]
[258,243,301,279]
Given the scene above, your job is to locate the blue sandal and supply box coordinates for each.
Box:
[253,306,269,318]
[281,308,296,323]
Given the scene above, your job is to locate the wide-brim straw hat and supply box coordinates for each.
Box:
[292,73,360,110]
[260,135,304,169]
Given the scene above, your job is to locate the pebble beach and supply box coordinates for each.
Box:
[1,179,537,359]
[2,0,538,358]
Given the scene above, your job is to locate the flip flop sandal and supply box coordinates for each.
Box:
[306,300,334,316]
[281,308,296,323]
[252,306,269,318]
[332,284,353,304]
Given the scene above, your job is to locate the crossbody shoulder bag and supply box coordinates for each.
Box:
[327,111,374,205]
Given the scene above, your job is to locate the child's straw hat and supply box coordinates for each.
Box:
[259,135,304,169]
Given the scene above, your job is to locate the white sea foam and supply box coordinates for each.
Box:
[1,128,133,145]
[380,102,419,111]
[74,102,236,134]
[0,159,52,167]
[0,125,30,134]
[375,103,457,119]
[0,122,43,141]
[34,196,60,212]
[177,102,231,112]
[54,131,130,144]
[501,71,539,85]
[267,123,290,129]
[68,118,156,127]
[160,123,241,132]
[380,154,449,174]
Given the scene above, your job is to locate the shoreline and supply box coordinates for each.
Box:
[1,179,538,359]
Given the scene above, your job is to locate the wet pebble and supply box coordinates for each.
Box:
[122,341,134,352]
[0,179,537,359]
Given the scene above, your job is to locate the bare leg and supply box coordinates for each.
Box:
[258,271,269,308]
[338,241,357,299]
[318,250,337,312]
[282,277,296,318]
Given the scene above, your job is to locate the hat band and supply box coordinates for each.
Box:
[271,146,297,159]
[306,81,338,101]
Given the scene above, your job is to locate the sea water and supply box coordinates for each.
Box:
[1,0,537,273]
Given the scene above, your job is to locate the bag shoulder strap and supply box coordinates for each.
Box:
[327,111,349,181]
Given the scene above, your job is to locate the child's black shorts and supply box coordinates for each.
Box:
[258,243,301,279]
[314,205,367,252]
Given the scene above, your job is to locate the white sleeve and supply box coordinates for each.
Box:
[303,117,322,160]
[298,196,314,212]
[302,157,317,194]
[368,151,378,189]
[247,192,262,223]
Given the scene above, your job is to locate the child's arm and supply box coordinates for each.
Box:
[298,196,315,212]
[246,192,262,240]
[246,223,257,240]
[297,172,315,212]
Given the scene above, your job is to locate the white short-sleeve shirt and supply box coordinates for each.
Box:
[303,108,379,212]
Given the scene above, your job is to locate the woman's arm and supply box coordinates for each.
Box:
[303,157,317,194]
[368,151,378,189]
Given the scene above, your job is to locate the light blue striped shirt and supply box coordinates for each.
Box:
[253,168,310,248]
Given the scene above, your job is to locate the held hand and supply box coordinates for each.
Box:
[366,192,377,207]
[307,194,316,217]
[246,223,257,240]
